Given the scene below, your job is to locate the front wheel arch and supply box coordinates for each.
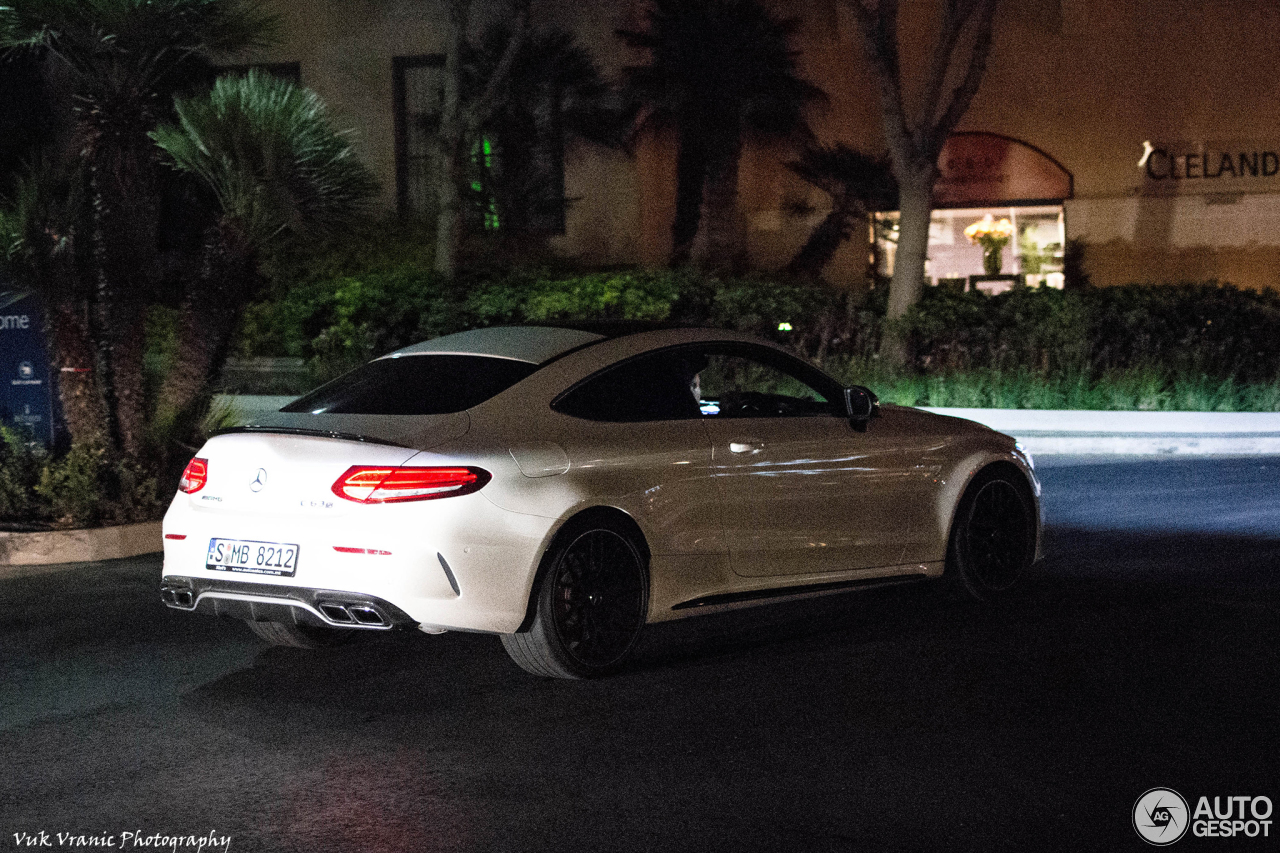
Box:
[943,461,1038,601]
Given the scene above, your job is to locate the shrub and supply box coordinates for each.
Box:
[0,427,163,529]
[0,427,44,523]
[239,242,1280,402]
[822,360,1280,412]
[238,264,883,381]
[899,282,1280,380]
[34,443,106,526]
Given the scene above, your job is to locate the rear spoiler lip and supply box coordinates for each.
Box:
[210,425,411,449]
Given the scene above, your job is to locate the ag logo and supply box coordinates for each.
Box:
[1134,788,1190,845]
[249,468,268,493]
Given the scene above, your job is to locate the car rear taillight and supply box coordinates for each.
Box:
[179,457,208,494]
[331,466,491,504]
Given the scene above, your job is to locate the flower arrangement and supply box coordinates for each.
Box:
[964,214,1015,275]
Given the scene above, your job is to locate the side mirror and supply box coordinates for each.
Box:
[844,385,879,431]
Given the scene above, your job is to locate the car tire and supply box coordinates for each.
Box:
[244,619,352,649]
[501,516,649,679]
[945,466,1036,602]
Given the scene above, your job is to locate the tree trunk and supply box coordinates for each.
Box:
[46,299,108,448]
[433,124,466,278]
[433,0,529,277]
[669,122,707,266]
[155,223,257,447]
[26,183,109,450]
[882,174,933,366]
[699,134,745,273]
[433,8,467,279]
[86,105,160,460]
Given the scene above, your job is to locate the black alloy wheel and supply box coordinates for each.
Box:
[502,516,649,679]
[947,468,1035,601]
[549,529,647,668]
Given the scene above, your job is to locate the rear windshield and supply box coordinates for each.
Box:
[281,354,539,415]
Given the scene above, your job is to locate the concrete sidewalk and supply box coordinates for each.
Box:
[0,522,162,572]
[924,408,1280,456]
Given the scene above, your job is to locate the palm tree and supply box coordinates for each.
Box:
[433,0,529,279]
[465,24,617,252]
[150,71,378,443]
[0,0,275,458]
[617,0,823,270]
[785,143,896,281]
[0,159,108,446]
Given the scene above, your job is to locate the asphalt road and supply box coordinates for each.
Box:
[3,457,1279,853]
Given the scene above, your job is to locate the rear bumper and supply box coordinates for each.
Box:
[161,490,557,634]
[160,575,417,630]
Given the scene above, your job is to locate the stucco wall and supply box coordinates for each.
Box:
[244,0,451,211]
[246,0,1280,289]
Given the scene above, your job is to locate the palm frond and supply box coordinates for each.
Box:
[788,143,898,208]
[0,0,277,92]
[616,0,824,139]
[151,70,379,250]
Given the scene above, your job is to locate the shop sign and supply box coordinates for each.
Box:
[1139,140,1280,181]
[0,288,55,447]
[934,132,1074,207]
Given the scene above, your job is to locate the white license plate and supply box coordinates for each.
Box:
[206,538,300,577]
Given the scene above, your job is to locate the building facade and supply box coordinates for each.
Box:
[241,0,1280,291]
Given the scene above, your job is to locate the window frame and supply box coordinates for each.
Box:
[393,54,446,217]
[694,346,844,419]
[551,341,846,424]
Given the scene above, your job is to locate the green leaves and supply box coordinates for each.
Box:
[0,0,277,94]
[0,427,161,528]
[151,70,379,251]
[894,282,1280,382]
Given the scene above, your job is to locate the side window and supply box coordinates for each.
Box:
[554,351,702,422]
[695,350,837,418]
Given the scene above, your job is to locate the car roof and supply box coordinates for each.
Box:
[383,326,605,364]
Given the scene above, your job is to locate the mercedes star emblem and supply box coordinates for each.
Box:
[250,468,268,492]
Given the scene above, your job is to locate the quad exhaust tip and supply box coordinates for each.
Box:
[318,602,387,627]
[161,583,392,628]
[161,586,195,609]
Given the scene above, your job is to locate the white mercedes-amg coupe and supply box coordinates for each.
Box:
[161,326,1041,678]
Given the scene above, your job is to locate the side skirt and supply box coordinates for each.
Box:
[671,572,932,613]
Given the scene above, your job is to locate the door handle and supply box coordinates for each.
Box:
[729,439,765,454]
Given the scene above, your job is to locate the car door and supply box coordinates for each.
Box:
[694,345,936,578]
[550,348,723,556]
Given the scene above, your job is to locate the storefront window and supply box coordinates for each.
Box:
[875,205,1066,293]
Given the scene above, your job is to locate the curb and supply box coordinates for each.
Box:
[922,408,1280,456]
[0,521,162,572]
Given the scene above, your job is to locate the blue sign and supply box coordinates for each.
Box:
[0,289,56,447]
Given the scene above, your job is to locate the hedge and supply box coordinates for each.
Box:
[240,256,1280,387]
